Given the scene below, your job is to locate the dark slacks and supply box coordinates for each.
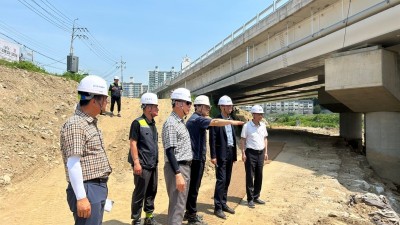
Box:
[186,159,205,214]
[214,147,234,210]
[131,168,158,221]
[245,148,264,201]
[66,180,108,225]
[110,97,121,112]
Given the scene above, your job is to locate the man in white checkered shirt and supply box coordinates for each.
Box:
[162,88,193,225]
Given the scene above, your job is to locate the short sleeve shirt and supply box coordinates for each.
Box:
[60,109,112,182]
[241,120,268,150]
[162,111,193,162]
[186,112,211,161]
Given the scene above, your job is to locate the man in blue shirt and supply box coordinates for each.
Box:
[185,95,243,225]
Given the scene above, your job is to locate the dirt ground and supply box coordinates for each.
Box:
[0,66,399,225]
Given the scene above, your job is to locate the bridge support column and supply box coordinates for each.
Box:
[339,112,362,149]
[365,112,400,184]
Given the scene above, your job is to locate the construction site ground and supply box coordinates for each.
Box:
[0,66,399,225]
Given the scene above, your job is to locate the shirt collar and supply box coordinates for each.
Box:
[171,111,184,123]
[221,114,231,120]
[141,114,155,125]
[75,108,97,124]
[250,120,260,127]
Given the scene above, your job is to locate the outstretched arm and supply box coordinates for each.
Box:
[209,118,244,127]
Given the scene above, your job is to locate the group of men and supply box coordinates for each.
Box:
[60,76,269,225]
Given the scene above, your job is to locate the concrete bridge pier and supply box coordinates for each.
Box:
[365,112,400,184]
[339,112,363,149]
[325,47,400,184]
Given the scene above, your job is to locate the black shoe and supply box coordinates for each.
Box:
[248,200,255,208]
[183,211,189,221]
[214,210,226,219]
[132,220,141,225]
[254,198,266,204]
[187,214,207,225]
[222,206,235,214]
[144,217,161,225]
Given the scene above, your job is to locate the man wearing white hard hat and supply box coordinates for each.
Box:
[162,87,193,225]
[128,93,161,225]
[240,105,268,208]
[184,95,243,225]
[108,76,122,117]
[209,95,238,219]
[60,75,112,225]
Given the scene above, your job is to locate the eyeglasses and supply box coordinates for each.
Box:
[185,101,192,106]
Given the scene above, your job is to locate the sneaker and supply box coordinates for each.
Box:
[144,217,161,225]
[132,220,141,225]
[184,212,203,221]
[248,200,255,208]
[254,198,266,204]
[188,214,207,225]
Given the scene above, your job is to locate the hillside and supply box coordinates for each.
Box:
[0,65,399,225]
[0,66,77,186]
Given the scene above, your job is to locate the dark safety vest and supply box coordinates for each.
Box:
[128,118,158,169]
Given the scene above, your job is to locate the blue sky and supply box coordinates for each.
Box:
[1,0,276,85]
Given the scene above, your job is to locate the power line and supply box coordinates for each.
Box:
[0,31,66,65]
[0,20,62,57]
[17,0,69,32]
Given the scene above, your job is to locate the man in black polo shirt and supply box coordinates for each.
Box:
[184,95,243,225]
[128,93,161,225]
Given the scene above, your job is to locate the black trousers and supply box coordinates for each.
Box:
[186,160,205,214]
[244,148,264,201]
[214,147,234,210]
[131,168,158,221]
[110,97,121,113]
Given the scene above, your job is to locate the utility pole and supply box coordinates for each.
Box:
[117,56,126,96]
[68,18,88,73]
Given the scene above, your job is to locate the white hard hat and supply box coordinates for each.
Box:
[251,105,264,114]
[194,95,210,106]
[171,88,191,102]
[141,93,158,105]
[114,76,119,80]
[77,75,108,96]
[218,95,233,105]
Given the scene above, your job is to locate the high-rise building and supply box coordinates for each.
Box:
[148,66,179,91]
[123,77,147,98]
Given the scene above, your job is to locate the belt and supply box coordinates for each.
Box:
[246,148,264,154]
[178,160,192,166]
[84,177,109,183]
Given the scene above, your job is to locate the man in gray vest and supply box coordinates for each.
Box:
[129,93,161,225]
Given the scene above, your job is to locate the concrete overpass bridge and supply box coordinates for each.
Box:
[154,0,400,184]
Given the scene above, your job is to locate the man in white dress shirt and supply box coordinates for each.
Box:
[240,105,268,208]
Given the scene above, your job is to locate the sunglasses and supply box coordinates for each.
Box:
[185,101,192,106]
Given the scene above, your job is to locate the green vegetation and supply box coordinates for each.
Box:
[270,113,339,128]
[61,71,86,82]
[0,59,47,73]
[0,59,86,82]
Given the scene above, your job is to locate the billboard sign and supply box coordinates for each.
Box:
[0,39,20,62]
